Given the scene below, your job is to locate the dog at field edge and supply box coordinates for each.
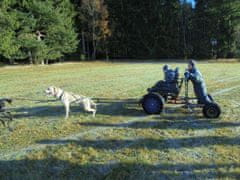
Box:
[45,86,97,119]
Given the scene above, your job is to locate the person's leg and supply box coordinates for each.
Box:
[193,82,211,104]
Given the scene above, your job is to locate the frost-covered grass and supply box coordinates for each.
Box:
[0,61,240,179]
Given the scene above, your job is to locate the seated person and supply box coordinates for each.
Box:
[163,65,179,83]
[148,65,180,98]
[185,60,211,104]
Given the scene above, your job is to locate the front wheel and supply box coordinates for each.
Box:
[203,103,221,118]
[142,93,164,114]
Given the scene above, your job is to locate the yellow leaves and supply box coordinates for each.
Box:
[80,0,111,40]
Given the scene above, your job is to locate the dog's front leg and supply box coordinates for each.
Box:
[93,110,96,117]
[64,103,70,119]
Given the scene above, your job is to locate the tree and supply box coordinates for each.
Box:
[106,0,182,58]
[0,2,20,64]
[231,1,240,57]
[192,0,240,58]
[179,0,194,59]
[0,0,78,64]
[79,0,111,60]
[233,25,240,57]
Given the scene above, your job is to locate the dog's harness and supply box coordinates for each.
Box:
[59,91,65,100]
[73,94,86,103]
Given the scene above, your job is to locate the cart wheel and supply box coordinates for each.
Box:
[203,103,221,118]
[142,93,164,114]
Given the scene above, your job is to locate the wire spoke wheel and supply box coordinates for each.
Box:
[142,93,164,114]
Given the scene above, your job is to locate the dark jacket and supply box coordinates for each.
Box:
[188,61,211,104]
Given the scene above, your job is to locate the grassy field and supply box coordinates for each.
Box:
[0,61,240,179]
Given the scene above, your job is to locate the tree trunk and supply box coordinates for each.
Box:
[105,39,109,61]
[105,48,109,61]
[181,7,187,59]
[28,51,33,64]
[86,40,90,60]
[92,16,96,60]
[92,40,96,60]
[33,55,38,64]
[9,59,15,65]
[82,31,86,60]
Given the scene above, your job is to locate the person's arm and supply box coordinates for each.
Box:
[184,69,203,83]
[189,70,203,83]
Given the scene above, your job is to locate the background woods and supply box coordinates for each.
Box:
[0,0,240,64]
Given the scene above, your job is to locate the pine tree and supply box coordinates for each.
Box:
[193,0,240,58]
[0,0,78,64]
[106,0,182,58]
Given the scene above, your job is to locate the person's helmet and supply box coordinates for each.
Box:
[163,64,169,72]
[188,59,196,68]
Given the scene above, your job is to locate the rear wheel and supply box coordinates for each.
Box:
[142,93,164,114]
[203,103,221,118]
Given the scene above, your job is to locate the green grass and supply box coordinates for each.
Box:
[0,61,240,179]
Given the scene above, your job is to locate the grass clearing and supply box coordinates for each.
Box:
[0,61,240,179]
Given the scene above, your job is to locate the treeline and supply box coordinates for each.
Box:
[0,0,240,64]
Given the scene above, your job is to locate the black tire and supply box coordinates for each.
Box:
[203,103,221,118]
[142,93,164,114]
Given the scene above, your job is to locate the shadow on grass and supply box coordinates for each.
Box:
[36,136,240,150]
[12,98,223,122]
[13,98,144,118]
[0,158,239,179]
[78,117,240,130]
